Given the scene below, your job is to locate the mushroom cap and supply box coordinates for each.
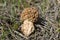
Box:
[20,7,39,23]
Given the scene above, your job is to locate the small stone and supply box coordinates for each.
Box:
[20,19,35,36]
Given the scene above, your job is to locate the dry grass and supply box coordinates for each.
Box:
[0,0,60,40]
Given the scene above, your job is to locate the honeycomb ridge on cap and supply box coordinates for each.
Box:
[20,7,39,23]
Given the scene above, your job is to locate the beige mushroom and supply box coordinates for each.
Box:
[20,19,34,36]
[19,7,39,37]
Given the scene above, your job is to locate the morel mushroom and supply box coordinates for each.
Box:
[20,19,34,36]
[20,7,39,23]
